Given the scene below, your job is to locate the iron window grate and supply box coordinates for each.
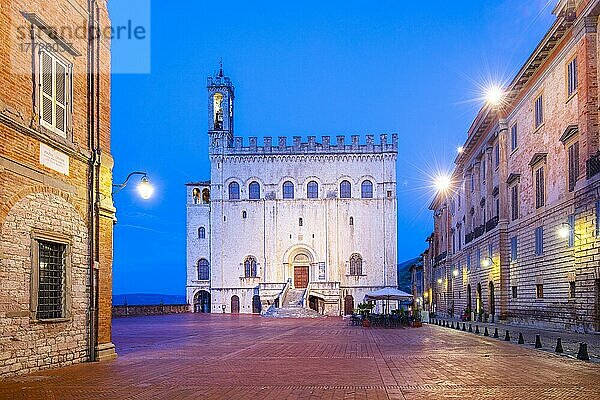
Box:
[37,240,66,320]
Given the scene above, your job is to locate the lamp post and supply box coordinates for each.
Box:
[112,171,154,199]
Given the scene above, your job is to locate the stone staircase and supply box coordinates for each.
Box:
[263,288,324,319]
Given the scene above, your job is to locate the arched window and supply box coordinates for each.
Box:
[197,259,210,281]
[340,180,352,199]
[213,93,224,130]
[228,182,240,200]
[283,181,295,199]
[349,217,354,226]
[299,217,303,226]
[307,181,319,199]
[249,181,260,200]
[202,188,210,204]
[349,253,362,276]
[198,226,205,239]
[242,210,247,219]
[244,256,258,278]
[361,180,373,199]
[192,188,201,204]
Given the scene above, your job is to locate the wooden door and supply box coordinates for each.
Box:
[294,266,309,288]
[344,295,354,315]
[231,295,240,314]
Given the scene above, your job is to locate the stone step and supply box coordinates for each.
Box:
[263,306,324,319]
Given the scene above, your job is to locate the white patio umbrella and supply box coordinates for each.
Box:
[364,288,413,314]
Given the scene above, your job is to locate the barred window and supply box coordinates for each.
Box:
[568,141,579,192]
[534,94,544,128]
[535,166,545,209]
[361,180,373,199]
[534,227,544,256]
[228,182,240,200]
[536,284,544,299]
[283,181,295,199]
[567,57,578,98]
[197,259,210,280]
[249,181,260,200]
[567,214,575,248]
[244,256,257,278]
[37,241,66,320]
[340,180,352,199]
[307,181,319,199]
[198,226,205,239]
[39,50,71,137]
[349,253,362,276]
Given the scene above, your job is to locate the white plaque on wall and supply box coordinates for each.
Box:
[40,143,69,176]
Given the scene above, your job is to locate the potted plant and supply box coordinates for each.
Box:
[412,307,422,328]
[357,302,374,327]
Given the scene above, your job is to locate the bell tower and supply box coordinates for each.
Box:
[207,62,234,152]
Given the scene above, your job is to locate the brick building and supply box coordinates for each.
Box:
[0,0,115,376]
[424,0,600,332]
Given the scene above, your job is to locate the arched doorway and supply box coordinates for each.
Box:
[344,294,354,315]
[293,253,310,288]
[231,295,240,314]
[476,283,483,316]
[489,281,495,318]
[194,290,211,313]
[309,295,324,314]
[466,284,472,314]
[252,295,261,314]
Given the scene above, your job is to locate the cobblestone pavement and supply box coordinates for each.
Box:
[1,314,599,399]
[434,317,600,362]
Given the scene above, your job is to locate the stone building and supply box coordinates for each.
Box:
[186,69,398,316]
[424,0,600,332]
[0,0,115,376]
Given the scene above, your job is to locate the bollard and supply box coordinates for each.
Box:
[468,324,473,333]
[504,330,510,341]
[455,322,460,330]
[484,327,489,336]
[535,334,542,349]
[555,338,563,353]
[493,328,499,338]
[462,323,466,331]
[577,343,590,361]
[475,325,480,334]
[518,333,524,345]
[450,321,454,329]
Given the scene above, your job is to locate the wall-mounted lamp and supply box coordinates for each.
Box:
[558,223,579,240]
[452,269,459,277]
[112,171,154,199]
[481,257,496,268]
[437,278,443,284]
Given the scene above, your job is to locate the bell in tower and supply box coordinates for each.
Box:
[207,62,235,150]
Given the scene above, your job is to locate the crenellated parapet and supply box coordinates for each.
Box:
[215,133,398,155]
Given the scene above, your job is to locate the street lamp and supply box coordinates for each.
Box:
[452,268,459,277]
[112,172,154,199]
[437,278,443,285]
[481,257,496,268]
[457,146,464,154]
[434,173,452,194]
[558,223,579,240]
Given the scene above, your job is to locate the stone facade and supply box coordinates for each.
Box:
[424,0,600,332]
[0,0,115,376]
[186,71,398,316]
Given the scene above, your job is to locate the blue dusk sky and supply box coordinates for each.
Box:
[109,0,555,296]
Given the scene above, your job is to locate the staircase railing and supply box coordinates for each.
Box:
[300,284,309,308]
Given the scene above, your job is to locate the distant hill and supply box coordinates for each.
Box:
[397,257,420,293]
[113,293,187,306]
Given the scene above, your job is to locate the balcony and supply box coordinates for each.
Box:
[587,151,600,179]
[485,216,499,232]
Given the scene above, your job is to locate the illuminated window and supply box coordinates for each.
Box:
[536,284,544,299]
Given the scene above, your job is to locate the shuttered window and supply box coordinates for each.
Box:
[534,227,544,256]
[535,166,545,209]
[567,57,578,98]
[511,185,519,221]
[511,123,518,151]
[567,214,575,248]
[568,142,579,192]
[534,95,544,128]
[39,50,70,137]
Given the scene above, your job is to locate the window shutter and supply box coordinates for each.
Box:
[54,60,67,133]
[40,51,54,126]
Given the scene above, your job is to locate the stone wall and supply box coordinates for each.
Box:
[112,305,190,318]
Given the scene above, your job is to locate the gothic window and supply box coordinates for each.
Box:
[283,181,295,199]
[349,253,362,276]
[192,188,201,204]
[361,180,373,199]
[307,181,319,199]
[340,180,352,199]
[198,227,205,239]
[213,92,224,130]
[228,182,240,200]
[244,256,258,278]
[197,259,210,281]
[202,188,210,204]
[249,181,260,200]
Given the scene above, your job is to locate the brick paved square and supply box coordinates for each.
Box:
[1,315,599,399]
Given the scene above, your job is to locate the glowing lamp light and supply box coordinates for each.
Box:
[558,224,571,239]
[137,176,154,200]
[437,278,443,284]
[485,85,504,106]
[452,269,459,277]
[457,146,464,154]
[481,257,493,268]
